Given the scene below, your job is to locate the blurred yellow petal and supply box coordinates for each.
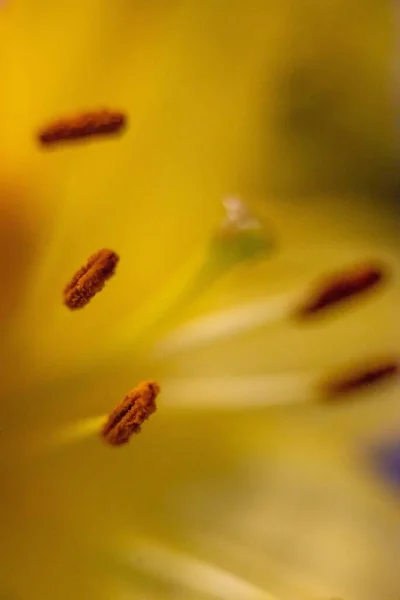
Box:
[0,1,399,600]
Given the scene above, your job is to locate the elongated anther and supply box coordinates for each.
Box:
[38,109,127,146]
[63,249,119,309]
[319,360,399,400]
[295,263,386,318]
[101,381,160,447]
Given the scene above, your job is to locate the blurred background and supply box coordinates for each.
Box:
[0,2,399,600]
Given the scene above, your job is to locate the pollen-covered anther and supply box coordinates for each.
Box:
[319,360,399,400]
[63,249,119,309]
[295,262,386,318]
[37,109,127,146]
[101,381,160,447]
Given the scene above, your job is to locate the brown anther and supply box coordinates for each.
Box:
[63,249,119,309]
[295,262,386,318]
[320,360,399,400]
[101,381,160,447]
[38,109,127,146]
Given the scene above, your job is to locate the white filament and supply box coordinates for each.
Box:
[153,293,299,358]
[161,373,316,409]
[125,540,279,600]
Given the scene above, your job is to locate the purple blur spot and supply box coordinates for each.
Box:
[369,439,400,488]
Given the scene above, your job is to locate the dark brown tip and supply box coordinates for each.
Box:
[295,262,386,319]
[319,360,399,401]
[38,110,127,147]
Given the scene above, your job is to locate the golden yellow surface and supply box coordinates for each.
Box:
[0,2,399,599]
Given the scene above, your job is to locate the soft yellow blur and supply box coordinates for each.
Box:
[0,2,399,600]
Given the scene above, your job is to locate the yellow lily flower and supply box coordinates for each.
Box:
[0,2,399,600]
